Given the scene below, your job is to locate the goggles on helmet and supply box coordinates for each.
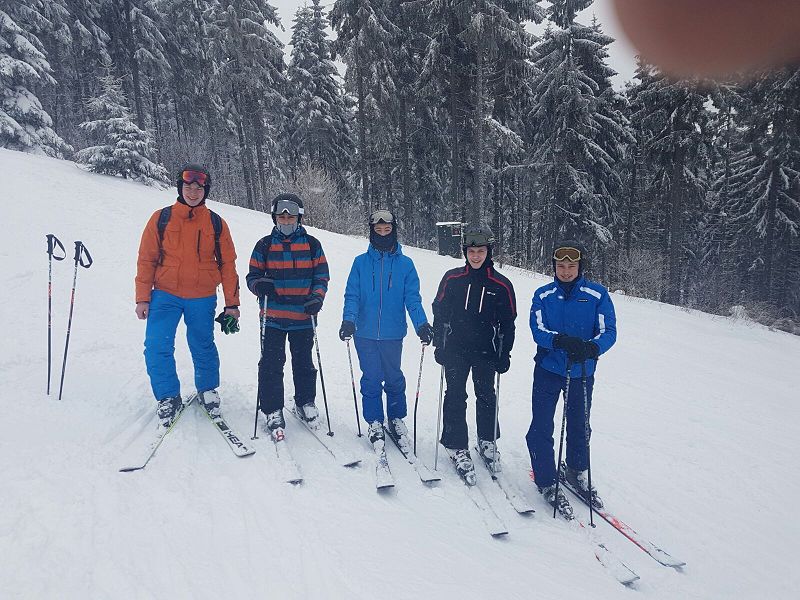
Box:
[369,209,395,225]
[553,246,582,262]
[463,230,494,247]
[181,169,209,186]
[274,199,304,216]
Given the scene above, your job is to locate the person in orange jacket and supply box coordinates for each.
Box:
[135,164,240,427]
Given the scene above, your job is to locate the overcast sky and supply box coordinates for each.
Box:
[270,0,639,88]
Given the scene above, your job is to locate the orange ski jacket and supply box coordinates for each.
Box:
[135,201,240,306]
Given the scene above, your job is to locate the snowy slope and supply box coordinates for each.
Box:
[1,148,798,599]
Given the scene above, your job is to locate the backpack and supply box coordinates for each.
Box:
[156,206,223,269]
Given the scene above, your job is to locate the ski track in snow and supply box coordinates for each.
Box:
[1,149,799,599]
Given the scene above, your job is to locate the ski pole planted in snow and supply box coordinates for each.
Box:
[252,295,268,440]
[46,234,66,395]
[433,324,449,470]
[345,338,363,437]
[311,315,334,437]
[582,361,595,527]
[553,360,572,518]
[57,241,93,401]
[413,344,426,455]
[491,333,504,473]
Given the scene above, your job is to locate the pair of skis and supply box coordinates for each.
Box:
[119,394,255,472]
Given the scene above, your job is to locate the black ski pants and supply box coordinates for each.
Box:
[258,326,316,414]
[440,351,498,449]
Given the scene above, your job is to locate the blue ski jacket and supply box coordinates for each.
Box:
[343,243,428,340]
[530,276,617,377]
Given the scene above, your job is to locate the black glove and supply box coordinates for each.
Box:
[582,341,600,361]
[434,346,450,366]
[339,320,355,341]
[303,295,323,315]
[251,277,275,299]
[215,312,240,335]
[495,352,511,374]
[417,323,434,345]
[553,334,584,360]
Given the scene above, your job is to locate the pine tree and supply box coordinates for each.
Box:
[76,69,167,185]
[0,1,70,156]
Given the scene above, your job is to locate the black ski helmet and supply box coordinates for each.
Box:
[270,193,305,224]
[552,239,588,276]
[368,209,398,252]
[177,164,212,201]
[462,224,495,259]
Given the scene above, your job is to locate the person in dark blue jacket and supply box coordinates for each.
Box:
[526,241,617,518]
[339,210,433,446]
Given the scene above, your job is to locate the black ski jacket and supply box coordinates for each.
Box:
[431,259,517,358]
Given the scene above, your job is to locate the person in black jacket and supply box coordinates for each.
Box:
[432,225,517,481]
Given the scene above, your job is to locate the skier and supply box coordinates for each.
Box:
[526,241,617,518]
[431,225,516,482]
[246,193,329,435]
[135,165,240,427]
[339,209,433,448]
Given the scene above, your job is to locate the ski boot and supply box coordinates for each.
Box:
[368,420,385,446]
[264,409,286,440]
[540,484,574,520]
[296,402,320,427]
[156,395,183,428]
[197,389,221,418]
[477,439,502,473]
[565,465,604,509]
[450,448,477,486]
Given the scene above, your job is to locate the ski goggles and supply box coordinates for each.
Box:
[274,199,304,216]
[463,231,494,247]
[369,209,395,225]
[180,169,209,186]
[553,246,582,262]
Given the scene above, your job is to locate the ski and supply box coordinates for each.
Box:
[268,426,303,484]
[473,446,535,514]
[369,437,395,490]
[288,405,361,467]
[384,425,441,484]
[119,395,195,472]
[559,468,685,568]
[445,449,507,537]
[570,518,640,586]
[191,394,255,458]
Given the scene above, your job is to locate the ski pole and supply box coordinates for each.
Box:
[57,241,93,401]
[553,359,572,518]
[491,333,504,474]
[252,295,267,440]
[582,361,595,527]
[413,344,426,455]
[433,324,449,470]
[46,234,66,395]
[311,315,334,437]
[345,337,363,437]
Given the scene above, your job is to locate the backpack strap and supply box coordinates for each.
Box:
[156,206,172,266]
[209,210,223,270]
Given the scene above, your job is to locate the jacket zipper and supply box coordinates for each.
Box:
[377,255,384,339]
[478,286,485,313]
[464,283,472,310]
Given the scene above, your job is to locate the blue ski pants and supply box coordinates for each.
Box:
[144,290,219,400]
[526,363,594,488]
[354,337,406,424]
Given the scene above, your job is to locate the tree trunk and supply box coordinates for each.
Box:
[399,93,412,241]
[472,40,485,224]
[667,160,684,304]
[123,0,145,129]
[449,25,460,216]
[357,64,370,216]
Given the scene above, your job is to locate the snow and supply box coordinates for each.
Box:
[1,148,799,599]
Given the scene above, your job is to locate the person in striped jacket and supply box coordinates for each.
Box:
[246,194,329,433]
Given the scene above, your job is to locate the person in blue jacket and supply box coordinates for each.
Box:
[339,210,434,446]
[526,241,617,518]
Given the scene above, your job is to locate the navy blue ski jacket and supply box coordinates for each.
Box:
[530,276,617,377]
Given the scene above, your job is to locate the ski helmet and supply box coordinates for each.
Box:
[552,239,588,276]
[462,224,495,259]
[177,164,212,201]
[368,209,397,252]
[271,193,304,236]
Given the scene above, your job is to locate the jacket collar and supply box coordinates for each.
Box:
[368,242,402,259]
[272,224,305,242]
[172,200,208,220]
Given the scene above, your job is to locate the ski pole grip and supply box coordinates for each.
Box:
[47,234,66,260]
[74,241,93,268]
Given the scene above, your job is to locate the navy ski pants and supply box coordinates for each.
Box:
[258,326,317,414]
[526,363,594,488]
[354,337,406,424]
[144,290,219,401]
[440,351,498,449]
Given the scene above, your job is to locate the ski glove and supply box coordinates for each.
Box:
[250,276,275,299]
[339,320,355,341]
[434,347,450,366]
[215,312,240,335]
[417,323,435,345]
[582,341,600,361]
[553,334,584,357]
[495,352,511,374]
[303,295,323,315]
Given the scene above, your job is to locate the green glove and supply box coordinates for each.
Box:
[215,312,240,335]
